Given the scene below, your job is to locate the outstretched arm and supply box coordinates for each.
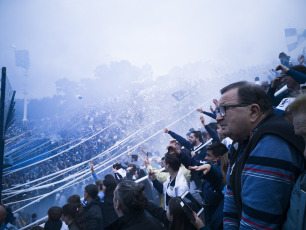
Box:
[200,116,219,142]
[164,128,193,150]
[90,161,99,182]
[197,107,217,119]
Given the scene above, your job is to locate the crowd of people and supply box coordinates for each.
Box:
[1,50,306,230]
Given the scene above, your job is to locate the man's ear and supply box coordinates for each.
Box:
[249,104,261,123]
[115,199,120,210]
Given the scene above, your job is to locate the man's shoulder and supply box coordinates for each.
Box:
[253,134,301,158]
[85,201,103,215]
[248,134,304,176]
[250,115,304,154]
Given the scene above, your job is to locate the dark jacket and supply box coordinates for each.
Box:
[44,220,62,230]
[68,220,80,230]
[198,163,224,230]
[144,201,169,229]
[101,196,118,227]
[84,200,104,230]
[105,210,164,230]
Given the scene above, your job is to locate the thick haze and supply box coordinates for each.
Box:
[0,0,305,99]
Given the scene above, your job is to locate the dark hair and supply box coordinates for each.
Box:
[67,195,87,230]
[220,152,229,185]
[62,204,77,219]
[137,168,146,178]
[290,64,306,74]
[289,65,306,84]
[67,195,81,207]
[95,179,103,191]
[206,142,228,157]
[103,177,117,199]
[220,81,274,116]
[114,180,147,215]
[201,132,208,141]
[279,52,289,59]
[0,206,6,226]
[127,164,137,175]
[47,206,62,221]
[191,131,203,142]
[208,122,218,132]
[180,148,191,157]
[168,197,197,230]
[164,153,181,172]
[131,154,138,161]
[113,162,124,170]
[30,227,43,230]
[104,174,116,180]
[85,184,98,199]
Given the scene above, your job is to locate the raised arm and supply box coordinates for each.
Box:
[90,161,99,182]
[200,116,219,142]
[164,128,192,150]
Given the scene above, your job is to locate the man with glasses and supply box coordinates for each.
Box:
[217,81,304,230]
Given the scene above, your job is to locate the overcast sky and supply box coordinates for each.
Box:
[0,0,305,98]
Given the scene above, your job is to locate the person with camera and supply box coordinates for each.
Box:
[112,162,127,182]
[144,196,208,230]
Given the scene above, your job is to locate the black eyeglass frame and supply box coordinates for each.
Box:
[216,103,251,117]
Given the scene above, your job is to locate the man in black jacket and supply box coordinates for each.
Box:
[84,184,104,230]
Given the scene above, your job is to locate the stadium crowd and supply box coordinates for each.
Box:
[1,50,306,230]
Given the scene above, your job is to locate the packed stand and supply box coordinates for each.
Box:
[1,49,306,230]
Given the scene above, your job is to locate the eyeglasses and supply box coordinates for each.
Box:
[216,103,251,117]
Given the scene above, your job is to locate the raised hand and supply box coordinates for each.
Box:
[191,211,205,229]
[196,108,204,113]
[271,74,285,88]
[200,116,206,125]
[167,143,180,155]
[169,139,177,145]
[90,161,94,173]
[148,169,156,181]
[210,105,214,113]
[275,64,289,73]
